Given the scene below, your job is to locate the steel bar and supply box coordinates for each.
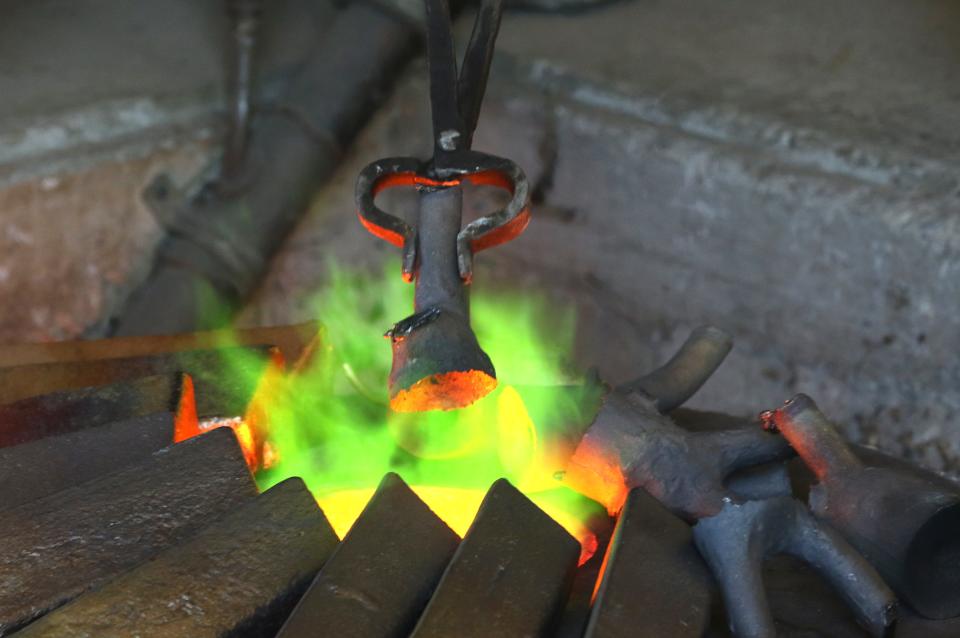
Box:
[411,479,580,637]
[0,345,278,412]
[0,373,187,448]
[586,488,712,638]
[0,321,318,369]
[277,473,459,638]
[111,2,417,336]
[19,477,338,638]
[0,428,257,635]
[0,411,174,511]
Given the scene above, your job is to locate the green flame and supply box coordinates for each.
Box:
[242,260,604,542]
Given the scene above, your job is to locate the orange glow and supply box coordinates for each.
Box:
[389,369,498,412]
[173,349,287,471]
[194,416,259,470]
[359,168,531,279]
[172,374,199,443]
[316,484,596,565]
[565,436,629,516]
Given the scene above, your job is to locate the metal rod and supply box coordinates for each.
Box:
[414,186,468,316]
[221,0,262,183]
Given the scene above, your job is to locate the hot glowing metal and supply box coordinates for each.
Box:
[355,0,530,412]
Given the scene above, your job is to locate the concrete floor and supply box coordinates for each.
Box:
[0,0,959,474]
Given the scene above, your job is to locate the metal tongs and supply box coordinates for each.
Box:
[355,0,530,412]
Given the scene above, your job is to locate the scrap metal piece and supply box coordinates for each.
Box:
[19,478,338,638]
[0,373,188,448]
[277,473,459,638]
[586,487,712,638]
[693,496,897,638]
[0,345,279,414]
[0,428,257,634]
[411,479,580,637]
[763,394,960,620]
[356,0,530,411]
[566,327,792,519]
[0,412,174,511]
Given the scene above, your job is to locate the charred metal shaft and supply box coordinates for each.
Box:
[764,394,960,620]
[388,187,496,412]
[586,487,712,638]
[415,187,467,313]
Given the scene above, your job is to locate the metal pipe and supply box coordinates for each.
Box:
[110,2,418,336]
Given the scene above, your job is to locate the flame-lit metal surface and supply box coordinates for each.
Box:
[411,479,580,637]
[20,478,337,638]
[278,473,458,638]
[586,487,711,638]
[0,429,256,635]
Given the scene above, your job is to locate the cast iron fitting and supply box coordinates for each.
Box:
[565,326,792,519]
[693,496,898,638]
[762,394,960,620]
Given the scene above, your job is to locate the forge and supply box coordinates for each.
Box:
[1,0,960,637]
